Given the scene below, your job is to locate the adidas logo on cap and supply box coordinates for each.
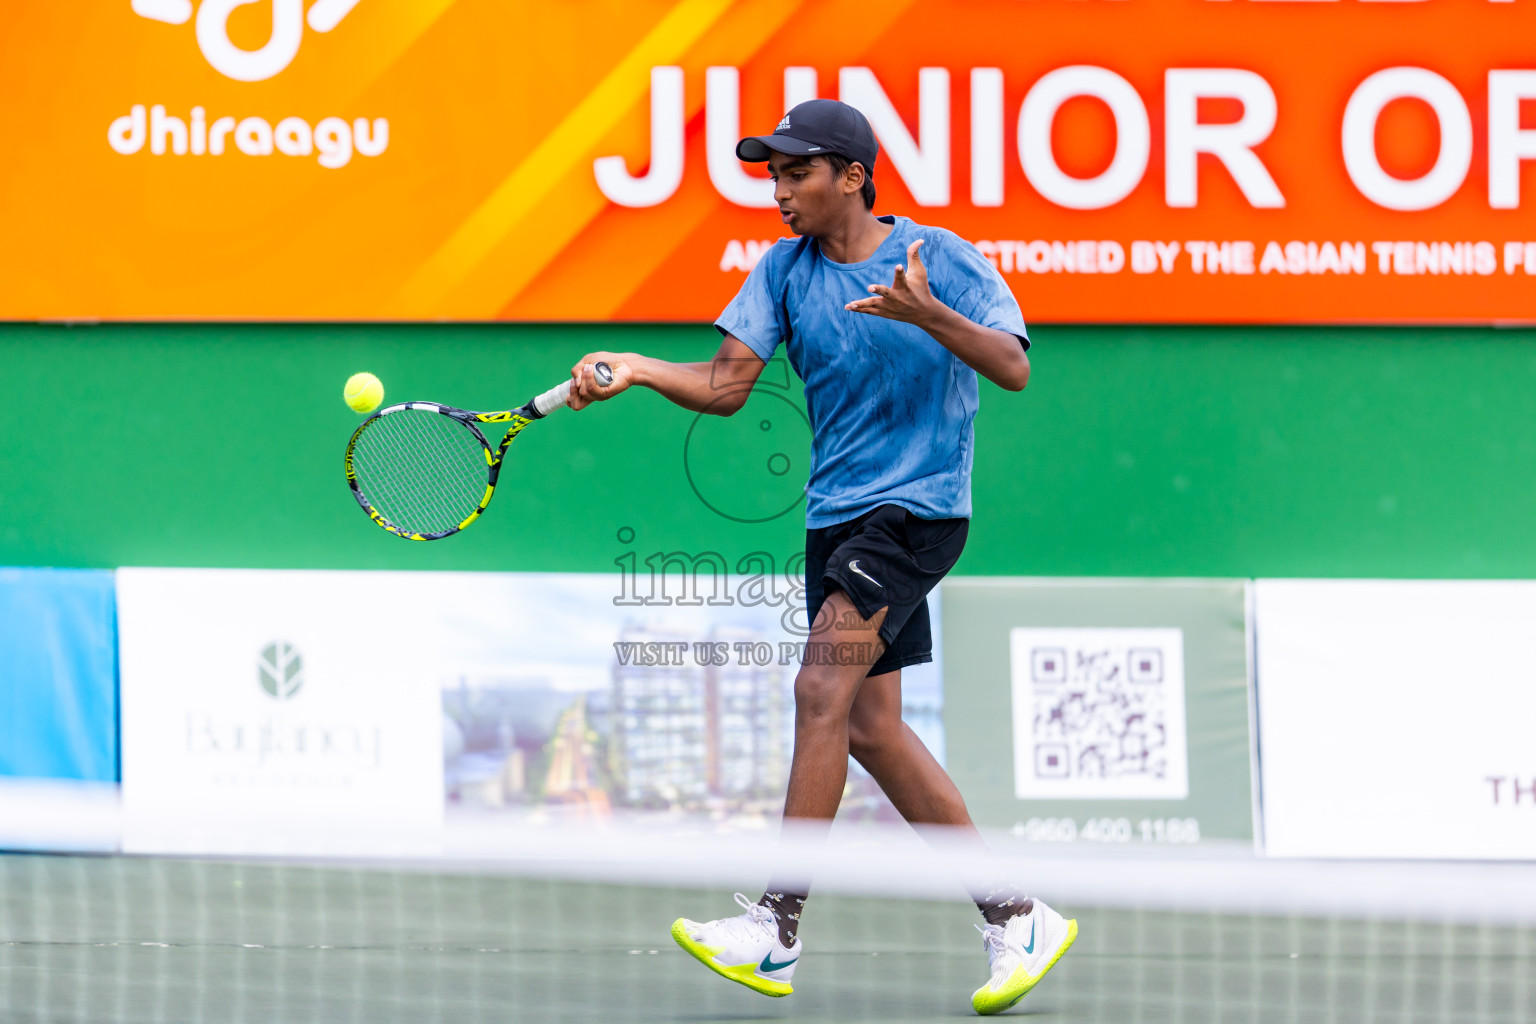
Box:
[775,115,791,132]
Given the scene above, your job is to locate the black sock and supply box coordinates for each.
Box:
[758,890,806,948]
[974,884,1033,927]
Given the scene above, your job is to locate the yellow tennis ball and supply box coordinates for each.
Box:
[344,372,384,414]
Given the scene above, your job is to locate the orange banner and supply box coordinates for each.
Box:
[3,0,1536,322]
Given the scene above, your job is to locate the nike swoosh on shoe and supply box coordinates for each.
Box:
[760,952,798,972]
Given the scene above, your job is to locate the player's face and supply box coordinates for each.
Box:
[768,155,851,237]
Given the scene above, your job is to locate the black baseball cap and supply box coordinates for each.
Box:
[736,99,879,172]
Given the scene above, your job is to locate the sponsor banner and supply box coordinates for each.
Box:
[117,567,944,854]
[118,568,445,856]
[3,2,1536,321]
[1255,579,1536,860]
[944,579,1253,847]
[0,568,118,784]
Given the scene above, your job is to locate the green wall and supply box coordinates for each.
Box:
[2,322,1534,577]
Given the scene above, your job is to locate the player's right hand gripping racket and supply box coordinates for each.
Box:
[344,362,612,540]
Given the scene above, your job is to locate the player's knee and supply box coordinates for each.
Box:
[846,712,899,761]
[792,668,850,727]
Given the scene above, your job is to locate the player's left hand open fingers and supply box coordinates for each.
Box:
[844,296,892,317]
[906,240,931,292]
[907,239,927,278]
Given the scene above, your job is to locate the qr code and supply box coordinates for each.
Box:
[1010,628,1189,799]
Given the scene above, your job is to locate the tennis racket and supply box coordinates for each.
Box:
[344,362,613,540]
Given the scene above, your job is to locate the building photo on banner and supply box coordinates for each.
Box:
[3,1,1536,1022]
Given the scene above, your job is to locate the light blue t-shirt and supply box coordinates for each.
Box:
[715,215,1029,528]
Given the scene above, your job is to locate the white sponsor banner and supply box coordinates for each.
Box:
[119,567,946,855]
[1010,628,1189,800]
[1255,580,1536,860]
[118,568,445,856]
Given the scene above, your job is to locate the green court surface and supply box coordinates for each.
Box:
[2,854,1531,1023]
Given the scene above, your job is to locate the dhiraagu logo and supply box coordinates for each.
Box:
[257,641,305,701]
[113,1,387,168]
[131,0,361,82]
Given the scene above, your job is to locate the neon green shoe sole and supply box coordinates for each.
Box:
[670,918,794,997]
[971,917,1078,1015]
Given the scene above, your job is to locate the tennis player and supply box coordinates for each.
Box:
[568,98,1074,1015]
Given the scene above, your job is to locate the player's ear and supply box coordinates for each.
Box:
[842,161,865,197]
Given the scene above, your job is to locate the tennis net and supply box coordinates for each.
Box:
[3,829,1534,1024]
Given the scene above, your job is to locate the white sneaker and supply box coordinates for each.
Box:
[671,892,801,997]
[971,898,1077,1015]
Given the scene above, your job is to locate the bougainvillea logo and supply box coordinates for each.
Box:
[131,0,362,82]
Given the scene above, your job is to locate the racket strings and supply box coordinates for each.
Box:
[350,409,492,536]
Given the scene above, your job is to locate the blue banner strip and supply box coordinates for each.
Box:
[0,567,118,782]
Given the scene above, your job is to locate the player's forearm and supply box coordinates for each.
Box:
[917,305,1031,391]
[628,355,734,414]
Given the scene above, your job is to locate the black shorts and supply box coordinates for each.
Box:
[804,504,969,677]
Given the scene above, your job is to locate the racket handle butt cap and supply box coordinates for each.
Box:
[532,361,615,416]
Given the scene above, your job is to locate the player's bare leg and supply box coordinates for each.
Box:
[781,587,888,821]
[847,667,1033,914]
[847,669,975,828]
[840,631,1073,1016]
[762,590,1023,926]
[749,587,887,944]
[841,629,1074,1015]
[673,588,889,988]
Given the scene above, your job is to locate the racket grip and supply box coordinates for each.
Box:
[531,362,614,417]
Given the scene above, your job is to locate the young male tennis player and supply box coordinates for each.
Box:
[568,99,1074,1015]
